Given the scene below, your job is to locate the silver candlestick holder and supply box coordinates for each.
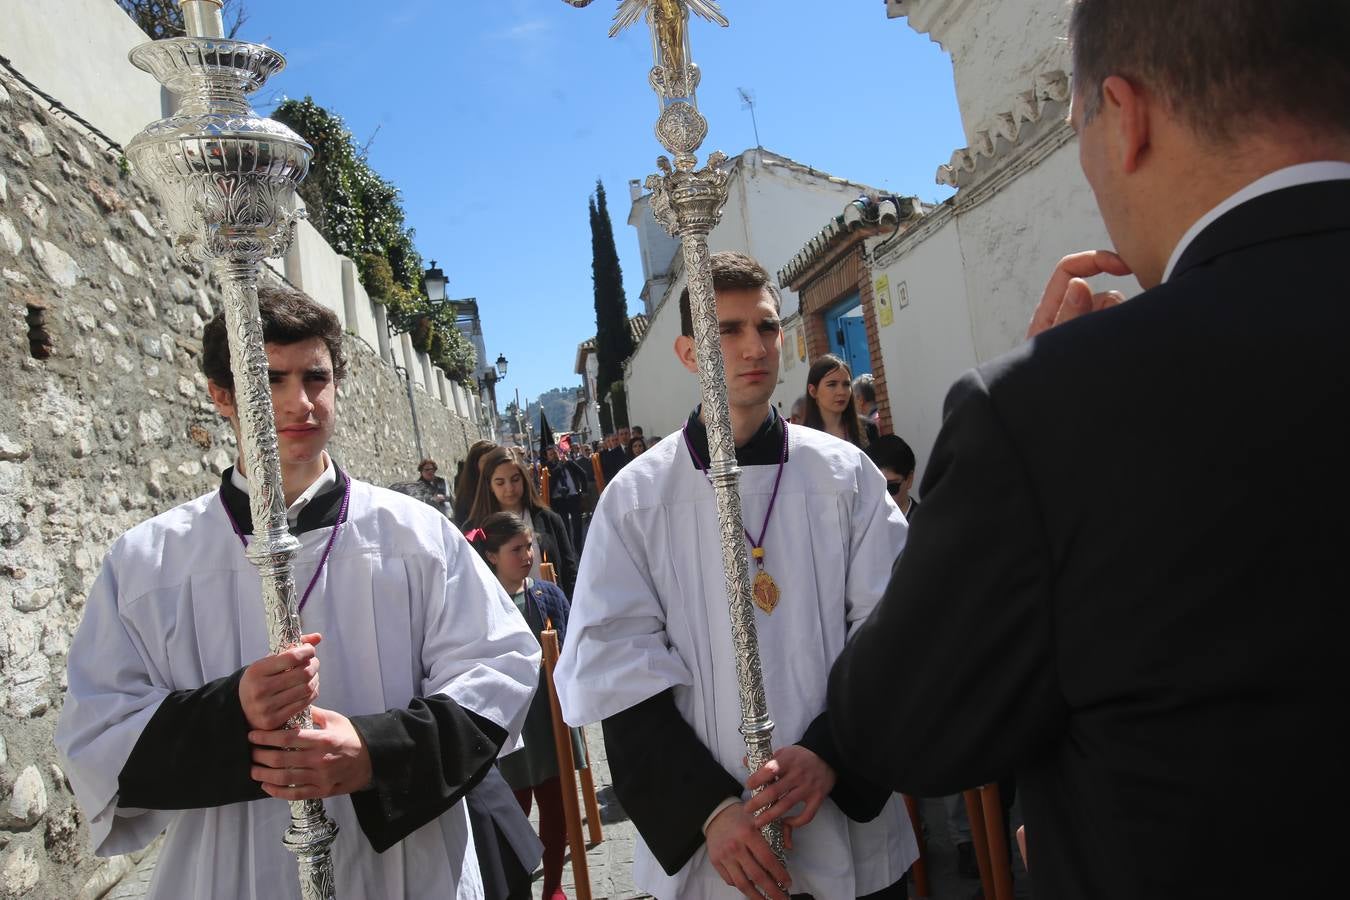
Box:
[563,0,785,862]
[125,1,337,896]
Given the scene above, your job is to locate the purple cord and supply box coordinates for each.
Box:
[220,475,351,614]
[681,410,789,551]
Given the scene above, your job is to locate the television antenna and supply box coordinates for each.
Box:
[738,87,762,149]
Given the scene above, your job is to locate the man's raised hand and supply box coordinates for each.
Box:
[705,802,791,900]
[1026,250,1132,339]
[747,745,836,831]
[238,632,321,731]
[248,705,373,801]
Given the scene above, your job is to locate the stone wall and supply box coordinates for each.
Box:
[0,70,475,898]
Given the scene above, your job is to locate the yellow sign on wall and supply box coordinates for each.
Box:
[875,274,894,327]
[796,328,807,361]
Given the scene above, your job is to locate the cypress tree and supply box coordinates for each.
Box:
[590,180,633,430]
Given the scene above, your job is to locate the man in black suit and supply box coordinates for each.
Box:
[544,444,589,550]
[826,2,1349,898]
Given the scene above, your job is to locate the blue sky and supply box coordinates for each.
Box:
[240,1,966,409]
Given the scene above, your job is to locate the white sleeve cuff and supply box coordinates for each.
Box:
[701,796,740,835]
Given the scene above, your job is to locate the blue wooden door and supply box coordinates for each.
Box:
[825,296,872,377]
[839,315,871,377]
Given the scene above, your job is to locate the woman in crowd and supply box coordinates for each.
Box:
[628,435,648,457]
[802,353,879,447]
[452,439,497,526]
[469,512,585,900]
[467,447,579,596]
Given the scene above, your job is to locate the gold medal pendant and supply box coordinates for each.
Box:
[752,569,780,614]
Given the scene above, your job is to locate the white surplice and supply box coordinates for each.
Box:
[55,478,540,900]
[556,424,919,899]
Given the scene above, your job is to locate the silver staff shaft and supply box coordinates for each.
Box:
[125,1,339,895]
[561,0,784,861]
[681,227,785,861]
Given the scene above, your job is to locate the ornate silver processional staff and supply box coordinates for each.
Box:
[562,0,786,860]
[125,1,338,896]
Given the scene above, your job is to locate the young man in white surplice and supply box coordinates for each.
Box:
[55,283,539,900]
[555,251,917,900]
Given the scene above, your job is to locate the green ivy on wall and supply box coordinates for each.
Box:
[272,98,476,384]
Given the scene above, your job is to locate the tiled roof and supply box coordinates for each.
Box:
[575,314,649,372]
[779,195,925,286]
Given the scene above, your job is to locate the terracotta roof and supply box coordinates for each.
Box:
[575,314,649,372]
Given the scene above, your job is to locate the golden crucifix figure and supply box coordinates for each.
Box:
[610,0,729,89]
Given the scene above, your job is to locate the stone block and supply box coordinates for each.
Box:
[128,208,157,238]
[0,216,19,256]
[103,238,140,278]
[3,766,48,828]
[29,238,81,287]
[17,122,51,157]
[85,177,124,213]
[1,845,40,898]
[0,434,28,462]
[43,805,81,865]
[19,193,46,231]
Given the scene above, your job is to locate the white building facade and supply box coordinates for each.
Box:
[785,0,1138,484]
[622,149,884,437]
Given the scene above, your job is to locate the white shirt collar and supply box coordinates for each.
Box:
[1163,161,1350,282]
[230,452,336,527]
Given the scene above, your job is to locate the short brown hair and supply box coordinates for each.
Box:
[200,282,349,391]
[1070,0,1350,142]
[678,251,782,338]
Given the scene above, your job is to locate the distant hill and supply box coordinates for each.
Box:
[525,386,581,442]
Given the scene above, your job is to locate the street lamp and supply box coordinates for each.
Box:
[496,353,509,377]
[423,260,448,303]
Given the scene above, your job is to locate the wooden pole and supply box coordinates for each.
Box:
[537,563,603,845]
[541,628,592,900]
[577,738,603,845]
[590,452,605,493]
[540,465,552,508]
[963,789,997,900]
[980,783,1015,900]
[901,794,931,899]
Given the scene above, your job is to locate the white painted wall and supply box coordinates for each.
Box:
[625,152,882,437]
[341,256,379,348]
[0,0,165,148]
[901,0,1071,146]
[857,0,1140,487]
[285,220,347,326]
[955,142,1134,362]
[867,219,975,484]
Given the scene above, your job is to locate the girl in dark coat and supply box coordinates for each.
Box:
[470,513,584,900]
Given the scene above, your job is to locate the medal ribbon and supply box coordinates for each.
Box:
[219,475,352,615]
[681,409,789,571]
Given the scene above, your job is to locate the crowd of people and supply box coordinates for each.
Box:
[50,2,1347,898]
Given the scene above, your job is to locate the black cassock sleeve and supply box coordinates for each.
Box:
[350,698,507,852]
[796,710,893,822]
[119,679,507,855]
[828,370,1067,797]
[118,667,265,809]
[602,690,744,876]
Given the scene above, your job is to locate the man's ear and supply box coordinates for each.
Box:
[674,334,699,374]
[1101,74,1150,174]
[206,379,237,422]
